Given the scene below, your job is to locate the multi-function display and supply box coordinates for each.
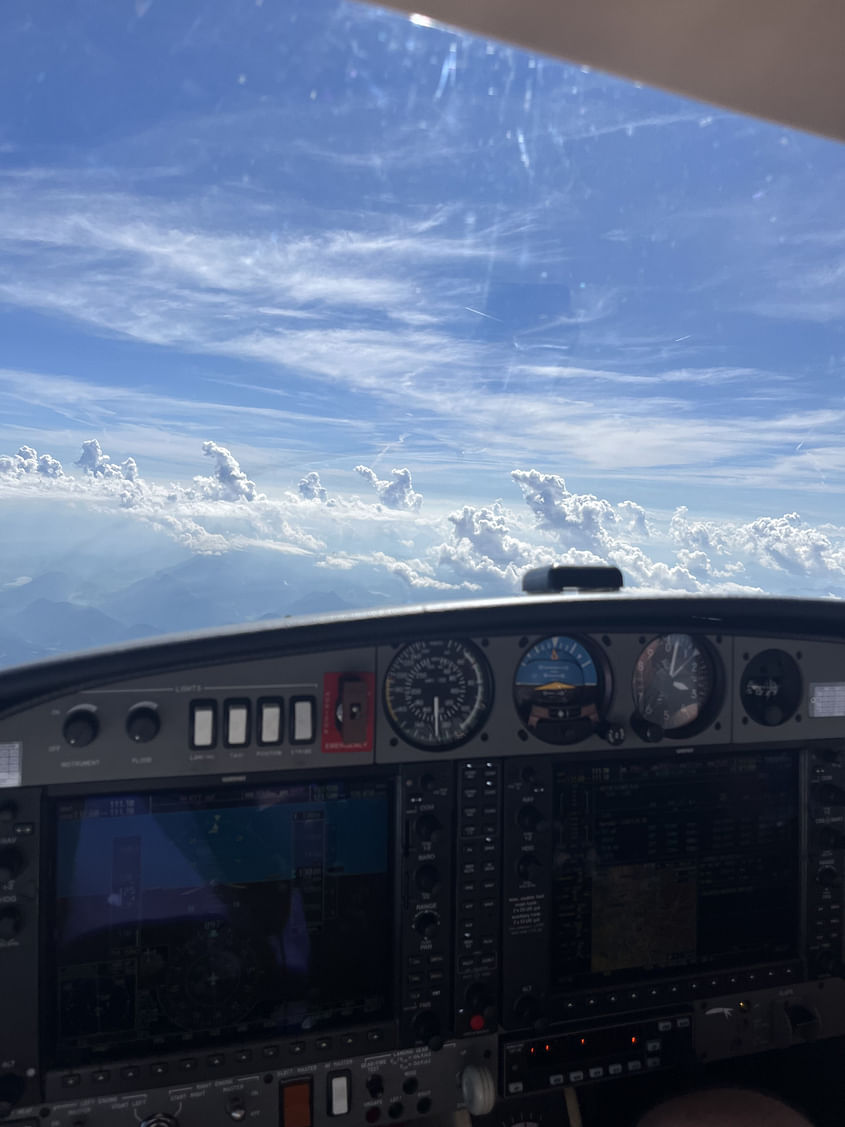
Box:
[53,779,393,1065]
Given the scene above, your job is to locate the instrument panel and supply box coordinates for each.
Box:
[0,594,845,1127]
[3,610,843,788]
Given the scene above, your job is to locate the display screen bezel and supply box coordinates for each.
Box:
[549,747,802,999]
[44,769,399,1070]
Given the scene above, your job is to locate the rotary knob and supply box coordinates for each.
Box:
[460,1065,496,1117]
[514,993,543,1025]
[517,852,541,880]
[126,703,160,743]
[0,848,25,885]
[414,911,440,938]
[0,907,23,941]
[517,804,542,832]
[415,864,440,895]
[62,706,99,747]
[416,814,442,844]
[631,714,663,743]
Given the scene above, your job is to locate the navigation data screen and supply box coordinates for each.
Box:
[52,779,392,1065]
[552,751,799,991]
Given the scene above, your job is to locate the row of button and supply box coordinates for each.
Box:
[507,1057,659,1095]
[562,1058,662,1083]
[190,696,316,750]
[60,1030,388,1089]
[558,966,797,1016]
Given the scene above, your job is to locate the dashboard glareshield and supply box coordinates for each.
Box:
[48,777,394,1068]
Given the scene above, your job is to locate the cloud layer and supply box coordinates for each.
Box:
[3,438,845,623]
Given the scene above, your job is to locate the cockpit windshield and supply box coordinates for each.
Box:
[1,0,844,666]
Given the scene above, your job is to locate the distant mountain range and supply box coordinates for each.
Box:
[0,549,426,669]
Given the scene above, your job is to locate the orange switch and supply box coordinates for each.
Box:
[281,1079,312,1127]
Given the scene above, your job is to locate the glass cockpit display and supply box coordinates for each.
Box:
[52,780,392,1066]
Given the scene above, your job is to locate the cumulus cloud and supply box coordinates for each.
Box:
[0,444,63,477]
[76,439,137,480]
[355,465,422,511]
[511,468,643,554]
[298,471,327,502]
[193,441,261,502]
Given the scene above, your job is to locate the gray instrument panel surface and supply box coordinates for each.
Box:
[2,626,844,786]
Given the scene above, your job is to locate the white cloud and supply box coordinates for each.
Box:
[76,438,138,480]
[0,444,63,478]
[298,471,328,502]
[355,465,423,511]
[193,441,261,502]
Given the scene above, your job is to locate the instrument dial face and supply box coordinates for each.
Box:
[514,635,607,744]
[384,639,492,750]
[632,633,717,734]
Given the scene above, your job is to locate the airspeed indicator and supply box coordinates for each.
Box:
[384,639,492,751]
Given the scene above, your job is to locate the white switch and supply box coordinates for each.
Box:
[292,698,314,743]
[192,704,215,748]
[259,701,282,744]
[329,1073,349,1116]
[227,703,249,746]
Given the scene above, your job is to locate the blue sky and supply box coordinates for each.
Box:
[2,0,845,661]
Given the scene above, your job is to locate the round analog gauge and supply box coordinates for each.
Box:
[384,639,492,750]
[514,635,608,744]
[740,649,802,726]
[632,633,717,735]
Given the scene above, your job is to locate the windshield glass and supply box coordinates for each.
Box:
[2,0,844,666]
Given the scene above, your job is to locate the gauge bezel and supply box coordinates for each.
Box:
[513,633,612,745]
[739,647,802,726]
[631,632,723,738]
[383,637,494,751]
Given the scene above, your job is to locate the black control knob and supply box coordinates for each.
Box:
[366,1075,385,1099]
[0,848,25,884]
[631,713,663,743]
[415,864,440,895]
[415,814,442,845]
[514,993,543,1026]
[0,1074,25,1119]
[517,852,541,881]
[414,911,440,938]
[786,1003,821,1042]
[817,866,839,888]
[62,706,99,747]
[0,803,17,826]
[413,1009,442,1048]
[0,908,22,941]
[517,804,542,833]
[126,703,160,743]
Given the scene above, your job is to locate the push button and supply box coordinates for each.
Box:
[258,699,283,745]
[191,702,216,748]
[291,697,316,743]
[328,1072,351,1116]
[225,701,250,746]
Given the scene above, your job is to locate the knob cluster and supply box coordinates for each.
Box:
[62,702,161,745]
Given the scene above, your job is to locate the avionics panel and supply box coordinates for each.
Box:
[50,777,393,1068]
[551,750,799,995]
